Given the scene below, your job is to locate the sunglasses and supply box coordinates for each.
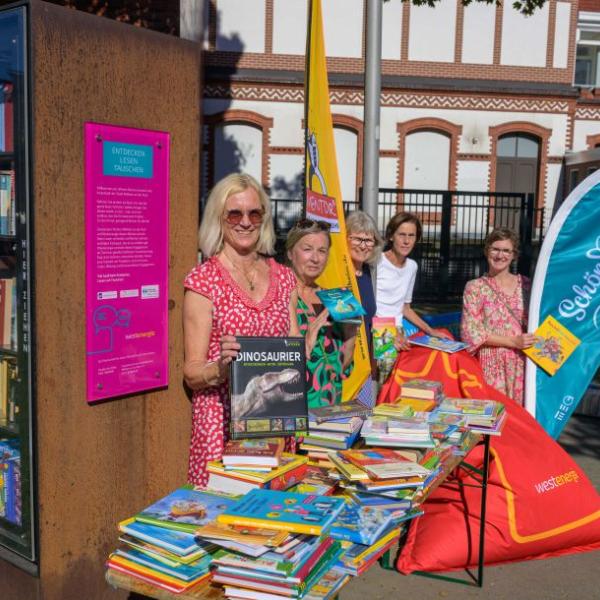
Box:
[295,218,331,231]
[223,208,265,226]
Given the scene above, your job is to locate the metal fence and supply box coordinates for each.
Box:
[268,189,545,303]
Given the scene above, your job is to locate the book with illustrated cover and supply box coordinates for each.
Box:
[372,317,398,360]
[118,518,205,556]
[400,378,443,400]
[339,448,430,480]
[216,489,346,536]
[304,566,350,600]
[329,500,398,545]
[195,522,289,548]
[409,334,468,354]
[309,399,371,424]
[135,485,239,533]
[316,288,366,324]
[222,438,284,467]
[523,315,581,376]
[230,337,308,439]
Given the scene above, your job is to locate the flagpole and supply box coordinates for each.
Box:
[302,0,313,218]
[362,0,382,223]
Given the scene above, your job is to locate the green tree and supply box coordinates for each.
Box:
[388,0,546,17]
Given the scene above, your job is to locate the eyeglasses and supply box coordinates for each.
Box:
[349,235,376,247]
[223,208,265,226]
[489,247,514,257]
[294,218,331,231]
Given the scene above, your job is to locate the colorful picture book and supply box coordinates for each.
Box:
[400,378,443,400]
[339,448,431,480]
[216,489,346,536]
[135,486,239,533]
[409,334,468,354]
[523,315,581,376]
[222,438,284,467]
[316,288,366,324]
[329,500,398,545]
[308,399,371,424]
[229,337,308,439]
[372,317,398,360]
[118,518,205,556]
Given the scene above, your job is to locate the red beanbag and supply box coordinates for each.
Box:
[379,347,600,572]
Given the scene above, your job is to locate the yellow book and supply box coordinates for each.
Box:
[523,315,581,376]
[207,453,308,483]
[395,397,436,412]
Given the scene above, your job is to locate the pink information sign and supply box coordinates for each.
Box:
[85,123,169,403]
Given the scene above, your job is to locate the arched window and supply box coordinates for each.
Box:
[404,130,451,189]
[334,126,359,203]
[495,133,540,194]
[214,123,263,184]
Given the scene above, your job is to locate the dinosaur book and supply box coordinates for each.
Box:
[230,337,308,439]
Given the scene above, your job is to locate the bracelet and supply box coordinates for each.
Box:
[200,361,224,387]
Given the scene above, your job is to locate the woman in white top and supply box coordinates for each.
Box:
[376,212,447,348]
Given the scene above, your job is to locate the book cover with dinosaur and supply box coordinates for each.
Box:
[230,337,308,439]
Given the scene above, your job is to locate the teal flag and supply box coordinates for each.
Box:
[525,171,600,438]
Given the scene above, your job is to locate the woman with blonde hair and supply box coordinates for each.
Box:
[183,173,299,486]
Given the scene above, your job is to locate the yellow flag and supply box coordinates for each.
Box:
[304,0,370,401]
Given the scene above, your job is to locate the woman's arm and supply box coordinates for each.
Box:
[182,291,239,390]
[288,289,301,337]
[403,305,451,339]
[483,332,537,350]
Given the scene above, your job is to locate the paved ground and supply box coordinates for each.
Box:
[342,414,600,600]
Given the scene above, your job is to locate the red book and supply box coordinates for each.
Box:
[222,438,284,467]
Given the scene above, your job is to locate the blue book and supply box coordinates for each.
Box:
[135,485,240,533]
[217,489,345,536]
[409,334,468,354]
[316,288,366,323]
[329,501,397,545]
[119,518,210,556]
[113,547,212,581]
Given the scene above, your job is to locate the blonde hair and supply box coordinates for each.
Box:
[346,211,384,265]
[199,173,276,257]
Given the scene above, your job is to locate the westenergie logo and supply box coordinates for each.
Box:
[534,470,579,494]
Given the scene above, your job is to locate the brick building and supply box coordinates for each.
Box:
[199,0,600,233]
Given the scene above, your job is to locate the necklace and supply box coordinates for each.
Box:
[223,251,259,291]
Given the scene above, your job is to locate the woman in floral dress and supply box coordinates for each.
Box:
[286,220,358,409]
[183,173,299,487]
[461,229,536,405]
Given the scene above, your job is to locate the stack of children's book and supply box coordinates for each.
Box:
[360,414,435,448]
[300,400,370,463]
[106,485,239,594]
[206,447,309,496]
[436,397,507,435]
[200,488,348,600]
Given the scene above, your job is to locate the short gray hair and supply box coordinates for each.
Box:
[346,211,384,265]
[199,173,276,257]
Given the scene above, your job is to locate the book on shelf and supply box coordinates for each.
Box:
[222,438,284,468]
[372,317,398,360]
[409,334,468,354]
[0,83,13,153]
[216,488,346,536]
[315,287,366,324]
[308,399,371,424]
[0,439,20,525]
[134,485,239,533]
[523,315,581,376]
[0,277,16,349]
[230,336,308,439]
[400,378,443,400]
[0,170,15,236]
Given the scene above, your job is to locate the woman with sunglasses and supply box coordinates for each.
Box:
[182,173,299,486]
[286,219,358,408]
[346,211,384,352]
[461,228,535,405]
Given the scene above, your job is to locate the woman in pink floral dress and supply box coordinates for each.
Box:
[183,173,299,487]
[461,229,536,405]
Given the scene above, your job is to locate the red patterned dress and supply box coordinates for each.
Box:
[183,256,297,487]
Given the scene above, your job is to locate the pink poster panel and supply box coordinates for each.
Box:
[85,123,169,403]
